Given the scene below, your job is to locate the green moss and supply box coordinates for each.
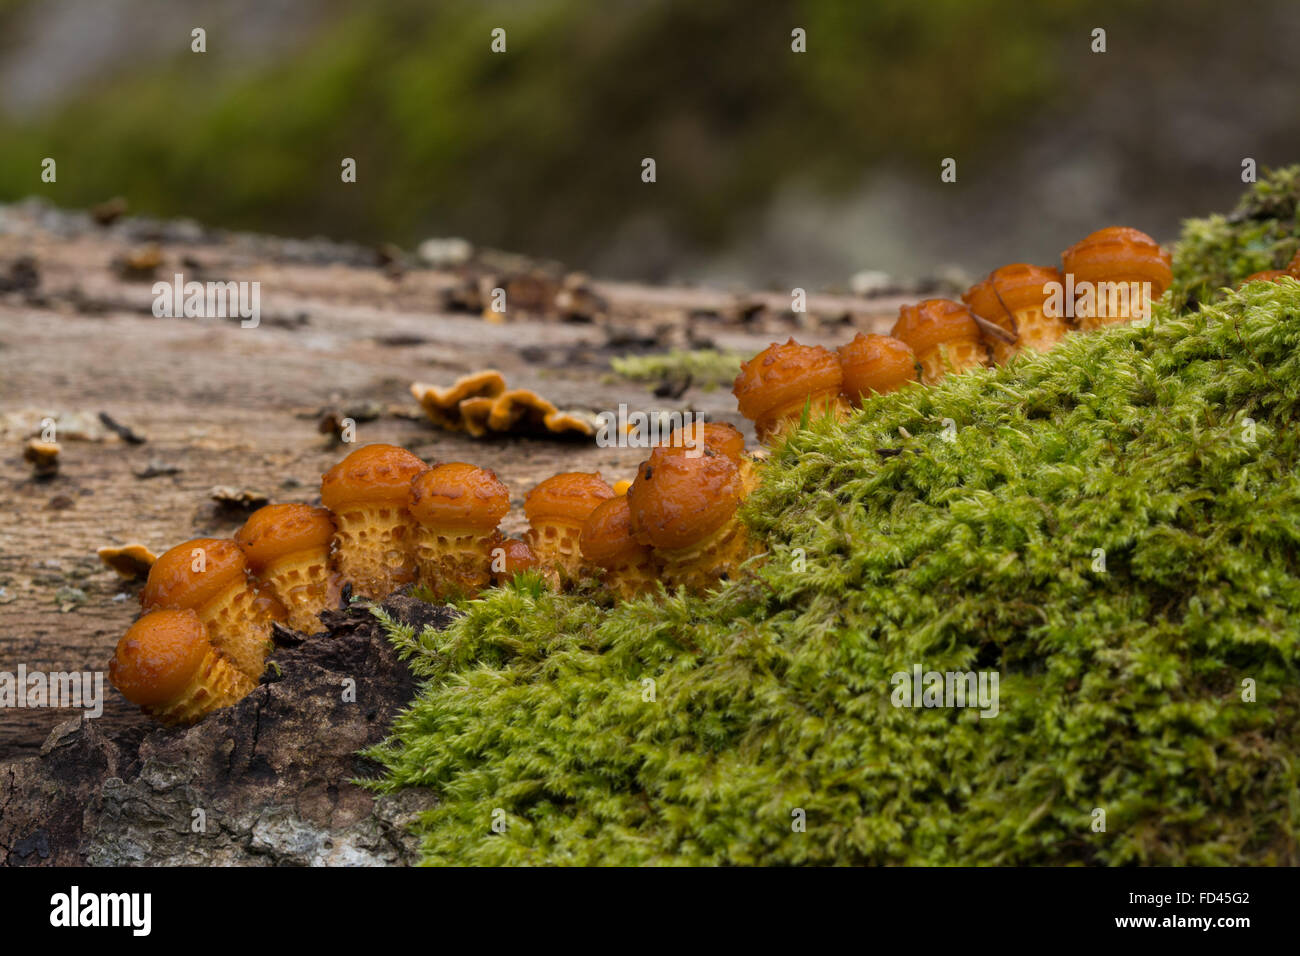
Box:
[1169,165,1300,310]
[365,277,1300,865]
[610,349,746,391]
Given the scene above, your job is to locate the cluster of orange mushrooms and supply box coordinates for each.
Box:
[109,224,1184,727]
[109,429,760,725]
[742,226,1176,418]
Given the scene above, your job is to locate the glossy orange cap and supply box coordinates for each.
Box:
[235,504,336,573]
[837,333,917,400]
[109,609,210,707]
[659,421,746,462]
[408,463,510,529]
[891,299,981,356]
[320,444,427,511]
[962,264,1062,326]
[494,537,538,578]
[524,472,615,524]
[141,538,247,611]
[1241,270,1290,286]
[1061,227,1172,295]
[732,339,842,424]
[581,496,652,567]
[626,447,742,550]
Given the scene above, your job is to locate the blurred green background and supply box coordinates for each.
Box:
[1,0,1298,286]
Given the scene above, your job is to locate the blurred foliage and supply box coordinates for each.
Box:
[0,0,1134,266]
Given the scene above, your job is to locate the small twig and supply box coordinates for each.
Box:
[971,313,1017,345]
[98,411,147,444]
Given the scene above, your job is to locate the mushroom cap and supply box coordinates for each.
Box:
[581,495,652,567]
[142,538,247,611]
[235,504,336,572]
[1242,269,1290,286]
[732,339,843,424]
[962,264,1063,328]
[109,609,210,707]
[1061,227,1173,294]
[408,463,511,529]
[1288,250,1300,276]
[495,537,538,577]
[320,444,427,511]
[891,299,981,356]
[626,447,743,550]
[659,421,746,462]
[524,472,615,524]
[837,333,917,399]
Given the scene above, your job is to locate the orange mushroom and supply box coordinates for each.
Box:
[659,420,746,461]
[658,420,758,494]
[523,472,615,586]
[319,443,427,599]
[580,496,662,601]
[1240,270,1290,287]
[491,537,539,586]
[407,463,511,599]
[836,333,918,404]
[962,264,1070,364]
[891,299,988,385]
[109,609,256,725]
[235,504,338,634]
[141,537,283,682]
[626,446,751,592]
[1061,227,1172,330]
[732,339,850,443]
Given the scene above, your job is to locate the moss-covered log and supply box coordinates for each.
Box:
[368,278,1300,865]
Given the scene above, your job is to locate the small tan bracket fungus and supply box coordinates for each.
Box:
[410,370,507,431]
[487,388,555,432]
[112,243,164,281]
[98,543,158,579]
[23,438,60,478]
[411,371,595,439]
[210,486,271,512]
[457,396,495,438]
[487,389,596,437]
